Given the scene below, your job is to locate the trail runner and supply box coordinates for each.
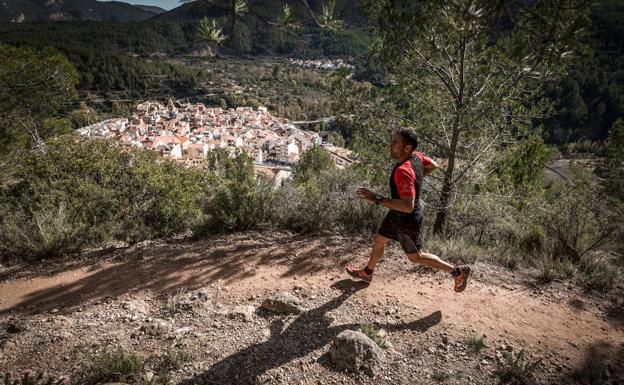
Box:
[346,128,471,292]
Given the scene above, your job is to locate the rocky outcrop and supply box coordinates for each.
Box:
[329,330,384,377]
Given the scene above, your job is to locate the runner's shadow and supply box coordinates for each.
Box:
[177,279,442,385]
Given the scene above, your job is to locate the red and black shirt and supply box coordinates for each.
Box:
[389,152,433,217]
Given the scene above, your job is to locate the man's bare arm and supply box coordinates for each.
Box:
[378,195,415,213]
[355,187,415,213]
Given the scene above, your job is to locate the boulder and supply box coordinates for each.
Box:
[228,305,256,322]
[261,292,305,315]
[329,330,384,377]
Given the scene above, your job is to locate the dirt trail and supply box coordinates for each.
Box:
[1,232,622,383]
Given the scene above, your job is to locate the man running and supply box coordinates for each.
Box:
[346,128,471,292]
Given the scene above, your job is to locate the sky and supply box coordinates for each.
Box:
[98,1,183,11]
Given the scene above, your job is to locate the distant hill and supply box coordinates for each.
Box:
[133,4,167,15]
[0,0,161,22]
[155,0,367,28]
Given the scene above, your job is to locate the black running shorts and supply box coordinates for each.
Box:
[377,211,423,253]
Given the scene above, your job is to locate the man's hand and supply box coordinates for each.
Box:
[355,187,375,203]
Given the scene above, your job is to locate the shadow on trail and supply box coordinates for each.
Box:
[178,279,442,385]
[0,232,366,316]
[559,340,624,385]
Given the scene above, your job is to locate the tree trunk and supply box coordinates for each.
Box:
[433,115,460,234]
[433,34,466,235]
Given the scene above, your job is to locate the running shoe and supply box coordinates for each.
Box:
[346,265,373,282]
[453,265,471,292]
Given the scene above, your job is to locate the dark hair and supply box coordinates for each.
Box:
[396,128,419,150]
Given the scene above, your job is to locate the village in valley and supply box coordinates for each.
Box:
[76,98,354,179]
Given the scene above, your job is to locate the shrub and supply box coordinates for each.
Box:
[495,350,542,385]
[280,167,384,234]
[538,169,622,264]
[426,236,483,265]
[87,350,144,384]
[576,253,619,292]
[165,288,188,316]
[195,149,278,233]
[151,348,192,384]
[358,323,390,349]
[466,335,486,353]
[0,136,204,261]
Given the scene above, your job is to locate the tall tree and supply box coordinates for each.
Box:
[0,45,78,156]
[361,0,588,233]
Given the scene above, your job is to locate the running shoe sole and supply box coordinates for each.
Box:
[455,265,471,292]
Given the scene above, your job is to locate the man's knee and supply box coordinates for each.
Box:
[373,234,389,247]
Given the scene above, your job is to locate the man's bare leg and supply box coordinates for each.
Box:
[407,250,454,273]
[365,234,390,271]
[346,234,389,281]
[407,250,472,292]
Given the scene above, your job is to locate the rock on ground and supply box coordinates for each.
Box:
[329,330,384,377]
[261,292,306,315]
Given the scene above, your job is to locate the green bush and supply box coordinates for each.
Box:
[195,149,278,234]
[576,253,619,292]
[358,324,390,349]
[495,350,542,385]
[0,136,204,260]
[280,167,384,234]
[466,334,487,354]
[86,350,144,385]
[446,161,622,290]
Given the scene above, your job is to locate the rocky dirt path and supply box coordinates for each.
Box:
[1,232,622,384]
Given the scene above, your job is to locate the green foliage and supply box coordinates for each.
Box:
[0,371,68,385]
[313,29,370,57]
[543,1,624,144]
[358,324,390,349]
[328,132,345,147]
[540,169,621,264]
[280,167,384,234]
[603,118,624,198]
[576,253,619,292]
[292,145,335,184]
[495,350,542,385]
[197,149,277,233]
[0,22,206,98]
[0,44,78,156]
[441,161,623,288]
[0,137,204,260]
[152,348,193,384]
[466,335,486,354]
[197,17,227,45]
[68,102,99,128]
[87,350,144,384]
[426,236,482,265]
[491,136,556,193]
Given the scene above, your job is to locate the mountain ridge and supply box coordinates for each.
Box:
[0,0,162,22]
